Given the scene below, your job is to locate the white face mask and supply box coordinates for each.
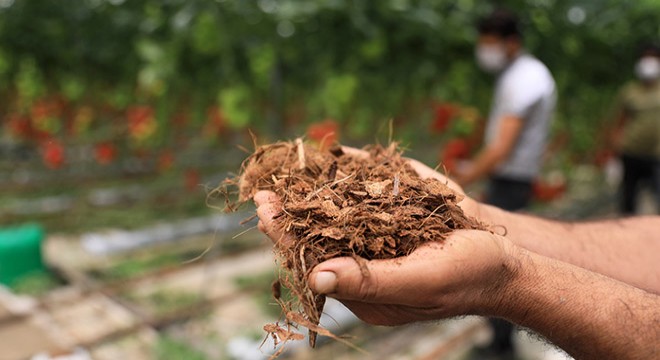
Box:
[635,56,660,82]
[476,44,508,73]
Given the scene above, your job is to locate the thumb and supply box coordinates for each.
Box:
[308,257,379,302]
[308,248,438,305]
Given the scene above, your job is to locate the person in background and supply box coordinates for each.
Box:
[612,43,660,214]
[451,10,557,359]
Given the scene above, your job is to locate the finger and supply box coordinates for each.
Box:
[253,190,281,232]
[253,191,296,249]
[257,220,267,234]
[255,202,292,248]
[254,190,280,207]
[308,243,445,305]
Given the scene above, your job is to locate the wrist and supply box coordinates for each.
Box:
[477,240,527,318]
[472,201,503,227]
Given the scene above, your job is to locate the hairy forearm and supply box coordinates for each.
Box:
[481,204,660,293]
[495,249,660,360]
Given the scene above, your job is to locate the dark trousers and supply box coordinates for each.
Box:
[656,162,660,208]
[620,153,660,214]
[484,176,533,353]
[485,176,533,212]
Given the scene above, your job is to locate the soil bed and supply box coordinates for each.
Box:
[233,140,488,350]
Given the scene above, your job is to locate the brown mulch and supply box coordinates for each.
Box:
[232,140,488,351]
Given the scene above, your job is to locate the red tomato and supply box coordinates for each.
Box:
[127,105,153,124]
[95,142,117,165]
[307,120,339,150]
[594,149,614,168]
[440,138,471,173]
[126,105,157,141]
[42,140,65,169]
[30,97,65,121]
[431,103,459,133]
[202,106,226,139]
[158,150,175,172]
[6,113,31,138]
[444,139,470,157]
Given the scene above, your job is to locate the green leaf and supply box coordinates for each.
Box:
[15,57,45,105]
[321,73,359,119]
[191,12,224,56]
[219,86,252,129]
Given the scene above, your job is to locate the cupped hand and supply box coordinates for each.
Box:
[254,190,518,325]
[306,229,519,325]
[253,146,501,326]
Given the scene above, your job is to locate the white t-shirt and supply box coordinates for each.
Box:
[485,53,557,180]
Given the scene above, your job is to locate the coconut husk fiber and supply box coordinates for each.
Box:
[235,140,488,349]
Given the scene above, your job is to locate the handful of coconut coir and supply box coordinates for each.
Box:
[237,140,487,348]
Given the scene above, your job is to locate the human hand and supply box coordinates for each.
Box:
[254,191,519,325]
[305,229,519,325]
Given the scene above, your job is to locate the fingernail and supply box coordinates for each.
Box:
[312,271,337,294]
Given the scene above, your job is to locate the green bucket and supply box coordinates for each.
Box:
[0,224,45,286]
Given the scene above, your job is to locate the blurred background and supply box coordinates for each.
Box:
[0,0,658,359]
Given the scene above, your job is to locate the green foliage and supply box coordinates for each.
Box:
[0,48,11,77]
[248,44,276,89]
[123,288,201,317]
[219,86,252,129]
[191,12,225,56]
[11,270,62,297]
[15,57,45,107]
[59,74,85,102]
[148,290,201,316]
[320,73,359,120]
[0,0,658,155]
[90,253,183,282]
[154,335,207,360]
